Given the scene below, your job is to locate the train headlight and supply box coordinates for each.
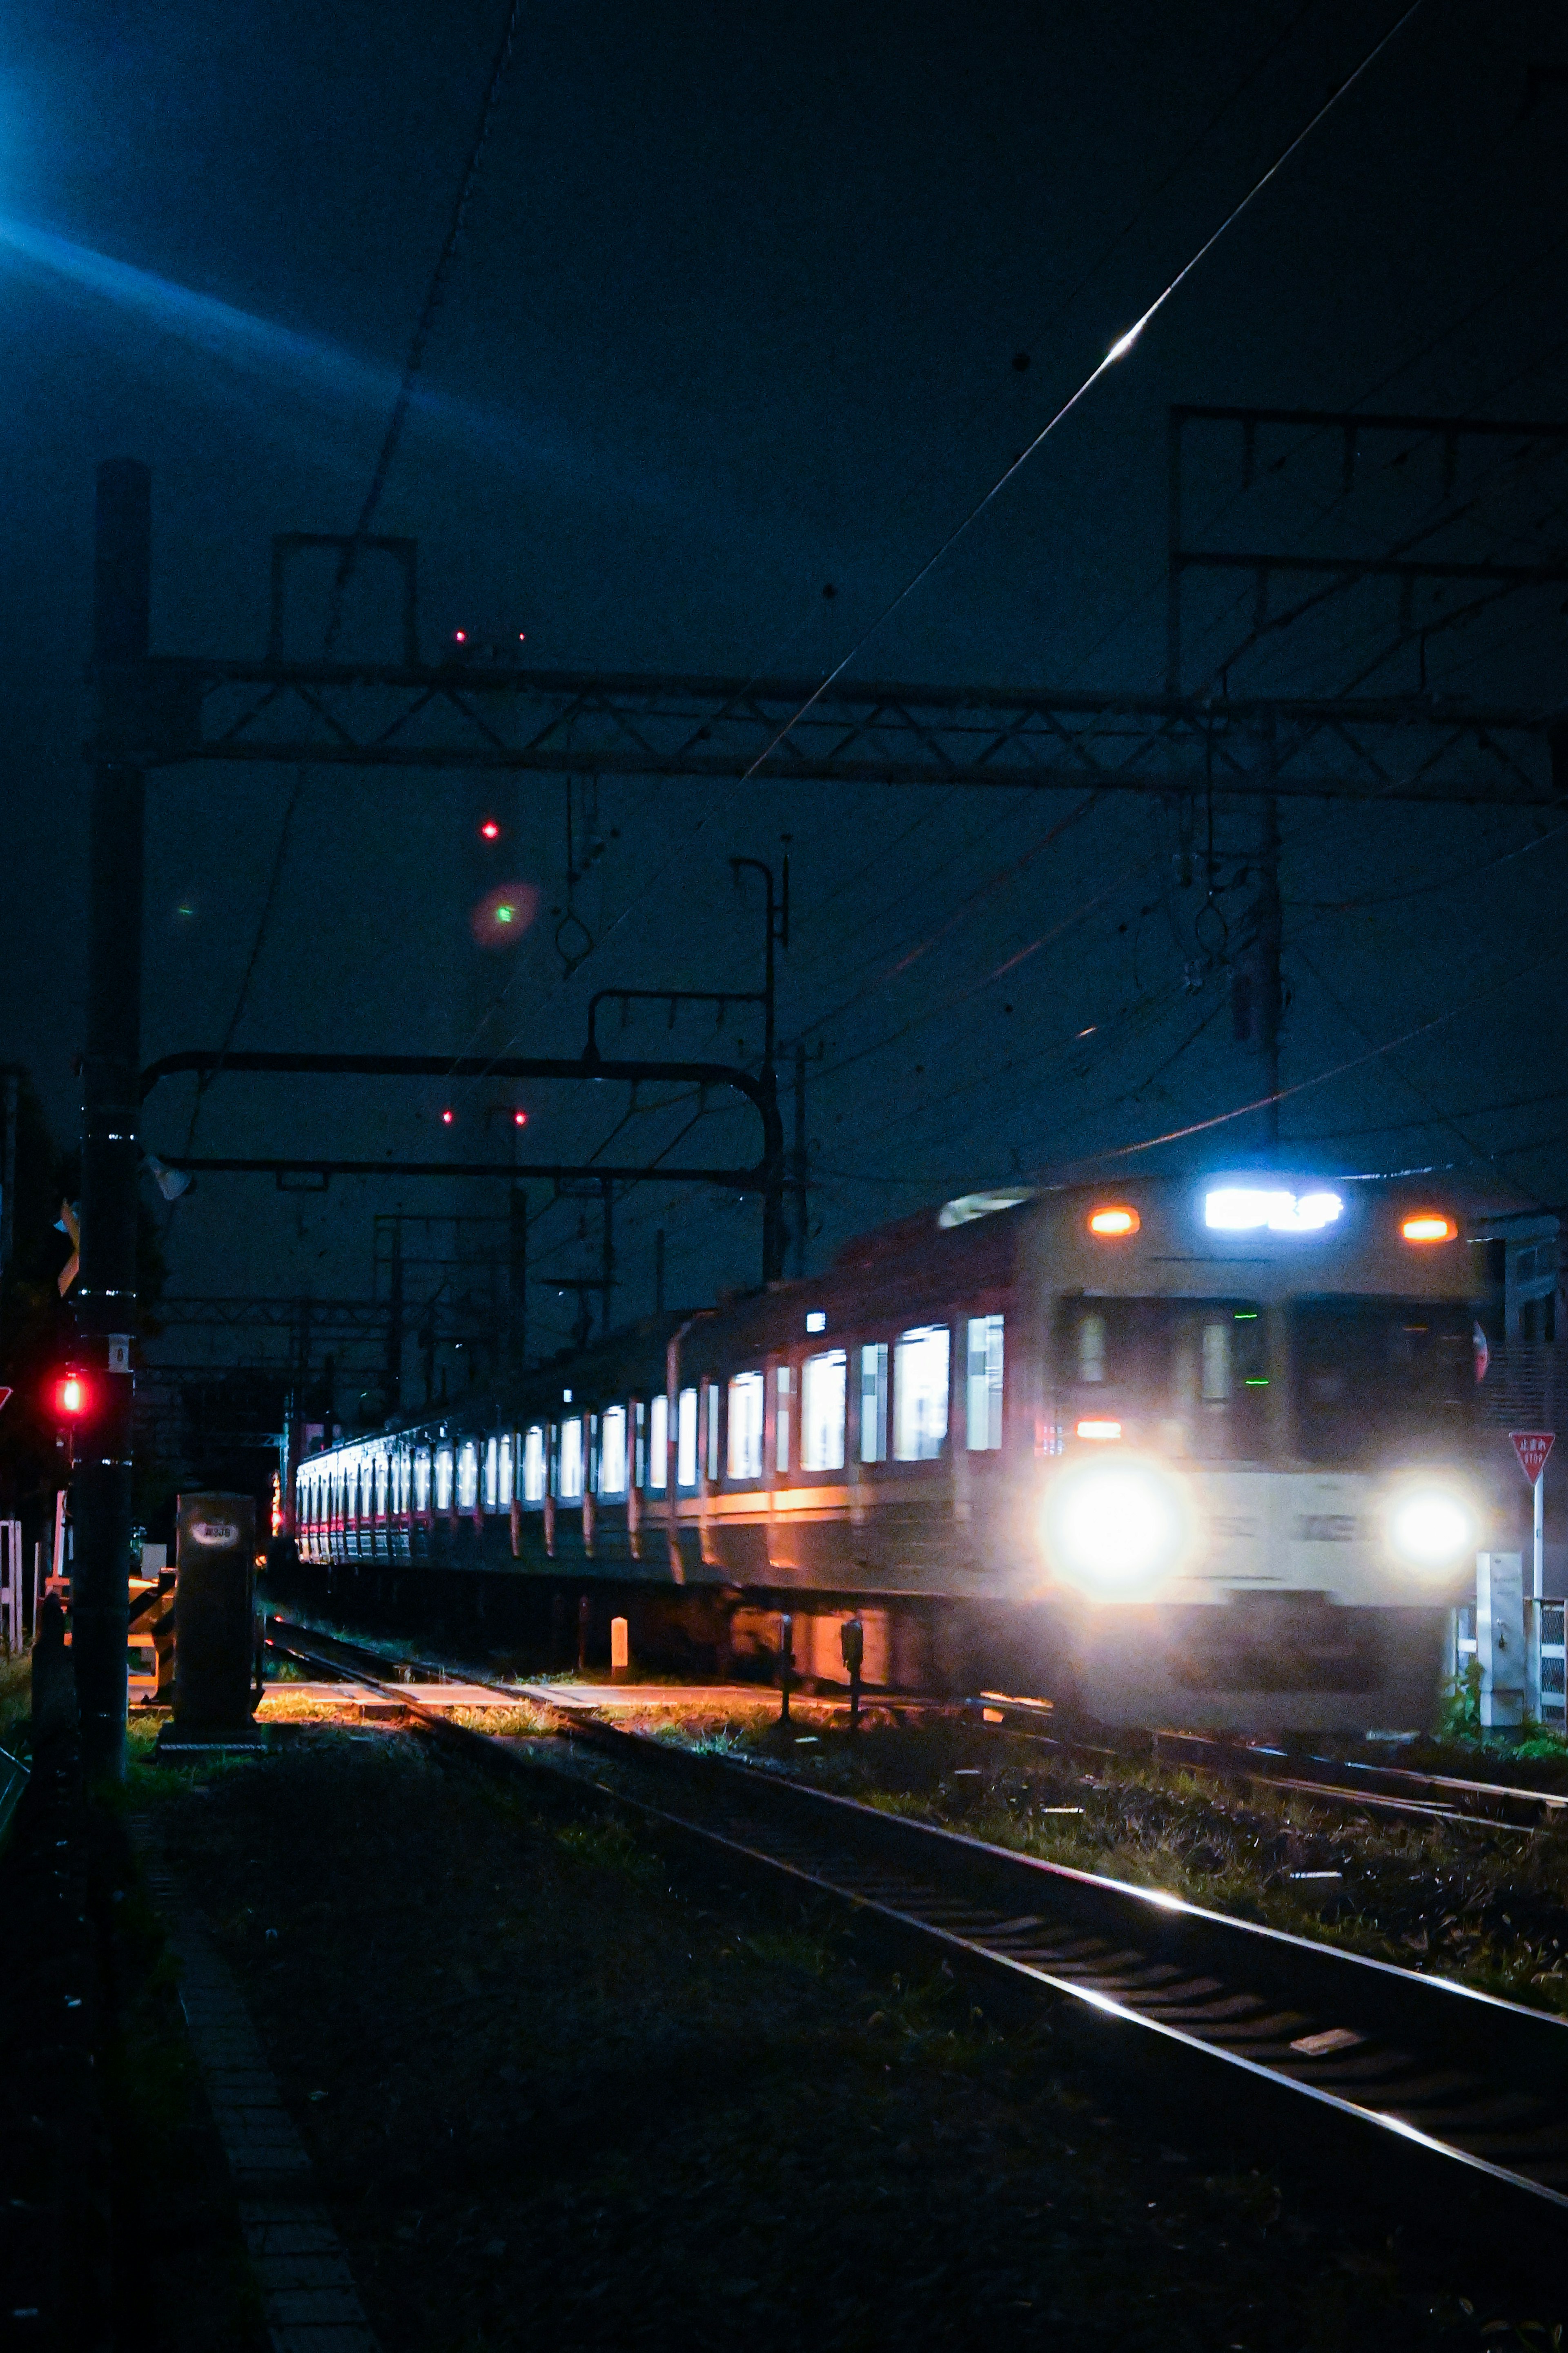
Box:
[1044,1460,1190,1595]
[1386,1485,1475,1573]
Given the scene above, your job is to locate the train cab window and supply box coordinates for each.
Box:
[728,1373,764,1480]
[775,1366,792,1473]
[483,1438,499,1513]
[498,1434,514,1510]
[966,1315,1004,1450]
[649,1394,670,1491]
[677,1388,699,1488]
[435,1446,454,1513]
[860,1343,889,1464]
[802,1349,847,1472]
[414,1449,432,1514]
[894,1326,950,1461]
[1057,1299,1267,1459]
[1292,1298,1474,1467]
[599,1405,628,1497]
[457,1442,479,1512]
[523,1425,546,1505]
[559,1418,584,1502]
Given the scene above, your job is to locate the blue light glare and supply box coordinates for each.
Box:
[0,215,674,508]
[1204,1184,1343,1235]
[0,215,396,406]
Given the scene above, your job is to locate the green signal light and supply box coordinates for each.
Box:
[1244,1377,1270,1387]
[495,904,514,923]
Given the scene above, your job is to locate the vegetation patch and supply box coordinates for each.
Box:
[129,1720,1562,2348]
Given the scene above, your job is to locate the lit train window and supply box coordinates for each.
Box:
[895,1327,949,1461]
[600,1405,628,1496]
[1059,1299,1266,1459]
[484,1437,499,1513]
[523,1425,546,1504]
[634,1401,646,1488]
[727,1374,764,1479]
[648,1395,669,1491]
[966,1316,1004,1450]
[435,1447,454,1513]
[802,1349,847,1471]
[775,1367,792,1473]
[498,1434,514,1509]
[375,1456,388,1516]
[860,1344,888,1464]
[559,1418,584,1502]
[457,1443,479,1512]
[414,1449,431,1513]
[677,1389,699,1487]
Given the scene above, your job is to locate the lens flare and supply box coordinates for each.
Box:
[470,881,541,950]
[1044,1460,1188,1591]
[1388,1487,1474,1570]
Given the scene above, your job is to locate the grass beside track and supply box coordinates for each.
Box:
[116,1714,1566,2351]
[594,1701,1568,2016]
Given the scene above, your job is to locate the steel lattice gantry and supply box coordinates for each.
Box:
[94,654,1565,807]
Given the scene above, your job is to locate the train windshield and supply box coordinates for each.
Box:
[1055,1298,1268,1459]
[1291,1297,1474,1466]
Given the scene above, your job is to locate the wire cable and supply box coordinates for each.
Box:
[737,2,1425,785]
[175,0,526,1175]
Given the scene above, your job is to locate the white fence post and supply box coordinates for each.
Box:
[0,1519,20,1652]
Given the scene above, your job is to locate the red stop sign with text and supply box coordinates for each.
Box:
[1511,1431,1555,1484]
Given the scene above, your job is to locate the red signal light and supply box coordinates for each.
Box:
[454,629,468,644]
[513,1110,527,1127]
[441,1109,455,1126]
[479,818,500,841]
[54,1372,87,1416]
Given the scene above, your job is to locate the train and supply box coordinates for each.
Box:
[291,1171,1495,1733]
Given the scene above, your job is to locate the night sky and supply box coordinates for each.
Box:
[4,0,1568,1375]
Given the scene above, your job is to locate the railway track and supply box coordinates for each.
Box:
[265,1615,1568,2233]
[974,1691,1568,1831]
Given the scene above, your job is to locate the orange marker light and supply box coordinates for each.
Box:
[1402,1214,1457,1244]
[1089,1206,1139,1237]
[1076,1417,1123,1442]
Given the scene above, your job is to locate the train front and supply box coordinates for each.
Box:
[1027,1176,1489,1735]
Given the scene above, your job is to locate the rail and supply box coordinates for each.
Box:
[265,1617,1568,2228]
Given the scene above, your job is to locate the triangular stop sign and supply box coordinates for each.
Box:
[1511,1430,1555,1483]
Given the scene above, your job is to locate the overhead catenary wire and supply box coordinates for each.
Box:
[736,2,1425,786]
[441,9,1348,1096]
[175,0,527,1175]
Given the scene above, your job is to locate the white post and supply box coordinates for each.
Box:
[1477,1552,1527,1730]
[1526,1471,1546,1722]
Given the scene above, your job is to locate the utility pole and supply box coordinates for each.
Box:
[506,1187,527,1380]
[384,1222,403,1410]
[792,1040,808,1279]
[1,1069,18,1284]
[1229,792,1282,1158]
[599,1176,615,1340]
[75,458,150,1780]
[729,854,790,1281]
